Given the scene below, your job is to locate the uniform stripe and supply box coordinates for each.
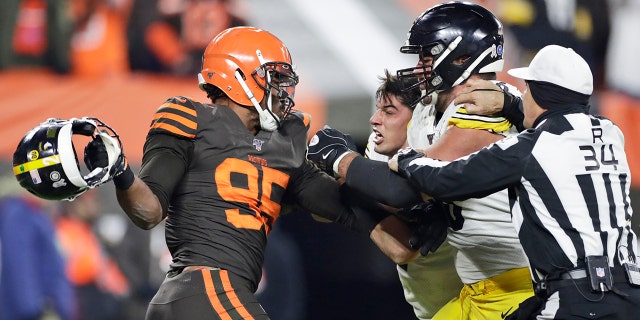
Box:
[201,270,232,320]
[619,173,631,220]
[603,174,620,228]
[153,111,197,130]
[449,107,512,133]
[150,101,198,139]
[576,174,601,232]
[157,101,197,117]
[577,174,611,256]
[219,270,254,320]
[13,154,61,174]
[150,122,196,139]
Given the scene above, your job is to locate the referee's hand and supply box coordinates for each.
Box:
[454,79,503,115]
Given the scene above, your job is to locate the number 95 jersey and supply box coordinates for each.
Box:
[141,96,312,290]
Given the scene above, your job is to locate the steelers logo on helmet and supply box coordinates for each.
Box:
[13,117,123,201]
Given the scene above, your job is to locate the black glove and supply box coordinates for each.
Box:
[395,147,426,179]
[84,139,109,171]
[307,126,357,176]
[398,200,449,256]
[84,138,133,189]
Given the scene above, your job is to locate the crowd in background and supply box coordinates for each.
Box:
[1,0,640,319]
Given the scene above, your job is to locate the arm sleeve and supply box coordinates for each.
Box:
[139,133,193,218]
[398,136,531,201]
[503,94,525,132]
[287,160,387,234]
[345,156,423,208]
[340,185,392,234]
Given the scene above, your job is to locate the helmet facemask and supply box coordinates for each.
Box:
[233,50,299,131]
[198,27,299,132]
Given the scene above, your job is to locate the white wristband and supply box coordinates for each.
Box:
[332,151,351,176]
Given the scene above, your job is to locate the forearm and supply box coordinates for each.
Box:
[370,215,419,265]
[116,177,164,230]
[344,155,422,208]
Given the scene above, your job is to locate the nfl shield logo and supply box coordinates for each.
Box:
[253,139,264,151]
[596,267,605,277]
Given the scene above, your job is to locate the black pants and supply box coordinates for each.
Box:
[537,279,640,319]
[146,268,269,320]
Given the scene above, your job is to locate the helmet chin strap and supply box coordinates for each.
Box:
[232,49,281,132]
[234,71,279,131]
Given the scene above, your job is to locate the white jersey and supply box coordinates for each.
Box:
[366,82,529,318]
[438,83,529,283]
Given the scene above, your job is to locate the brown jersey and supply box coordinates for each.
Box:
[142,96,313,290]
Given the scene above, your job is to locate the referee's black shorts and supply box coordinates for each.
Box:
[146,267,269,320]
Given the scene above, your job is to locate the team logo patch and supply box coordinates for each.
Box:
[30,170,42,184]
[53,179,67,188]
[253,138,264,151]
[50,171,61,181]
[27,150,39,161]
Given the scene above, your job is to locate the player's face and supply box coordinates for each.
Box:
[370,94,413,157]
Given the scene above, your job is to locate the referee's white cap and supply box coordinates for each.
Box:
[508,45,593,95]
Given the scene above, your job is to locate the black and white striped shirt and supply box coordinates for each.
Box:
[398,108,639,282]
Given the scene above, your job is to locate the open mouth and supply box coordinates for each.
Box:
[372,129,383,144]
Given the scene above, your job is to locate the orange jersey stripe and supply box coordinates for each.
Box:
[302,112,311,127]
[156,102,197,117]
[153,111,197,130]
[220,270,254,320]
[202,270,232,320]
[150,122,196,139]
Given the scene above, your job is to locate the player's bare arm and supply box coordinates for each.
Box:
[115,178,164,230]
[371,215,419,264]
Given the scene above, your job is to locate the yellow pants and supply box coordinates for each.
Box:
[432,267,534,320]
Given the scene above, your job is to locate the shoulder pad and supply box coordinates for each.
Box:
[287,111,312,130]
[149,96,200,139]
[449,106,512,133]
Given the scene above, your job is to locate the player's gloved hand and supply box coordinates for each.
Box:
[84,139,109,171]
[84,138,134,189]
[401,200,449,256]
[307,126,357,176]
[389,147,425,178]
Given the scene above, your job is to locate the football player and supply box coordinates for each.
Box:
[72,26,387,319]
[308,2,535,319]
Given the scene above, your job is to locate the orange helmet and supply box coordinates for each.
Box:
[198,27,298,129]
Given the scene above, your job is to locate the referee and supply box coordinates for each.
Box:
[390,45,640,319]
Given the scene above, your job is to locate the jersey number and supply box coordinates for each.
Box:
[215,158,290,233]
[580,144,618,171]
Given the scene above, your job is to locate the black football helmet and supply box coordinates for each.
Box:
[397,1,504,100]
[13,117,122,201]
